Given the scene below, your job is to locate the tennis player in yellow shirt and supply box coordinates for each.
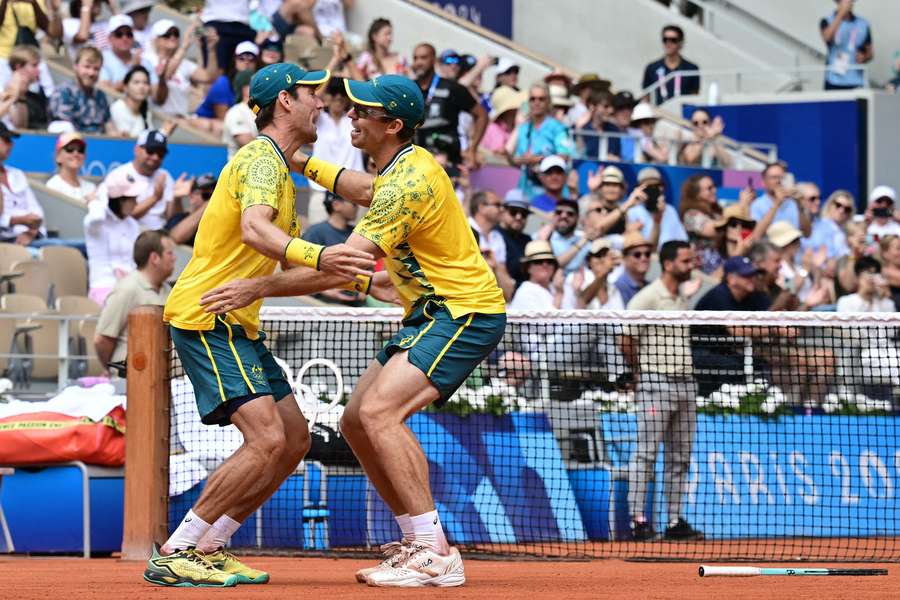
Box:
[145,64,375,588]
[200,74,507,587]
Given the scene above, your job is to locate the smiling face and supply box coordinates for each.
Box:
[74,56,102,89]
[57,140,86,171]
[290,85,325,143]
[347,103,398,154]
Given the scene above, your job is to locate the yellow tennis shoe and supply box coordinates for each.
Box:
[200,547,270,584]
[143,544,238,587]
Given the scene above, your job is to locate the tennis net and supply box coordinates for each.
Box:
[167,307,900,561]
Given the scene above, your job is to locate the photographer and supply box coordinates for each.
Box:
[625,167,688,249]
[836,256,895,312]
[865,185,900,239]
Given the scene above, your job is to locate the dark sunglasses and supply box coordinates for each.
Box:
[441,56,460,65]
[834,202,853,213]
[662,36,682,44]
[353,104,394,121]
[112,28,134,39]
[554,209,577,217]
[806,195,821,201]
[532,259,556,266]
[62,144,85,154]
[161,29,180,39]
[873,197,892,205]
[145,148,167,158]
[529,95,548,102]
[507,208,529,218]
[627,250,651,259]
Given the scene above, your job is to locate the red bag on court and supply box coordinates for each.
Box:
[0,406,126,466]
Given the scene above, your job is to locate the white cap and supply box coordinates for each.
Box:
[870,185,897,203]
[108,13,134,33]
[630,102,657,123]
[496,57,518,75]
[151,19,178,39]
[234,41,260,57]
[539,155,567,173]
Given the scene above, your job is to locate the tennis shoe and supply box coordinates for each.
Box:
[200,547,270,584]
[631,520,656,542]
[143,543,238,587]
[664,518,704,541]
[355,541,408,583]
[366,543,465,587]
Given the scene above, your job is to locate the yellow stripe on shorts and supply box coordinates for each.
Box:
[401,302,437,349]
[199,330,226,402]
[427,313,475,377]
[218,316,256,394]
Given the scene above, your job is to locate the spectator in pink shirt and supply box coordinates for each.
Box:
[480,86,525,155]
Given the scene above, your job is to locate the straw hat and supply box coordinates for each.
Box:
[573,72,611,93]
[489,86,526,121]
[767,221,803,248]
[549,84,574,107]
[520,240,558,264]
[622,232,652,253]
[714,203,755,229]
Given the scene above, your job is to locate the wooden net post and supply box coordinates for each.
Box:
[121,305,170,560]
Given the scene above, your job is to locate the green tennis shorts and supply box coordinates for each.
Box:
[377,299,507,404]
[170,318,293,426]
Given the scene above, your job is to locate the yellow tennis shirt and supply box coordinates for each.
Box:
[164,136,299,339]
[354,144,506,318]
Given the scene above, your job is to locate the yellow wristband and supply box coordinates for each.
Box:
[284,238,325,270]
[304,157,343,193]
[339,274,372,294]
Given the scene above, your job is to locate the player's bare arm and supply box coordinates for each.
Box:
[242,204,375,279]
[290,149,375,207]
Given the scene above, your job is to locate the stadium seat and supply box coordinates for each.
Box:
[76,319,104,377]
[0,293,57,384]
[8,260,51,304]
[0,244,31,293]
[56,296,102,378]
[41,247,89,299]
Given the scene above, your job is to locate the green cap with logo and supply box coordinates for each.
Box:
[344,74,425,129]
[248,63,330,114]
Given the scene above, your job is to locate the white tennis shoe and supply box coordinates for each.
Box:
[354,541,408,583]
[365,543,465,587]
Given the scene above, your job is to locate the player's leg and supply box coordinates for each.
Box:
[628,373,672,541]
[662,378,702,541]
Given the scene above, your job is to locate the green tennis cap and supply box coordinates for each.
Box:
[344,75,425,129]
[248,63,330,114]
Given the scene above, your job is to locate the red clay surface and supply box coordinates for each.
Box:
[0,556,896,600]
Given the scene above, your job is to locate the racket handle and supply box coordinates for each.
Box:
[699,566,761,577]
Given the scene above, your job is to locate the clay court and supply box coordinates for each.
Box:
[2,556,896,600]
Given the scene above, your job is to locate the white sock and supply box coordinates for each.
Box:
[196,514,242,553]
[161,510,212,555]
[395,513,413,542]
[409,510,449,554]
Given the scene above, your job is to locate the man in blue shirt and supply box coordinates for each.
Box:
[530,155,569,213]
[547,198,591,274]
[614,232,653,306]
[820,0,873,90]
[626,167,688,249]
[749,163,811,236]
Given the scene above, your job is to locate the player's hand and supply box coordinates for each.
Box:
[368,271,401,305]
[318,244,375,280]
[200,278,263,314]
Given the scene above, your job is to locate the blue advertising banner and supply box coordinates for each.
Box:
[427,0,513,38]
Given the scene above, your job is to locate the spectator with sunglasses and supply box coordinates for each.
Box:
[615,232,654,306]
[165,173,215,246]
[509,240,564,310]
[804,189,852,260]
[469,189,515,301]
[47,131,96,203]
[679,108,732,167]
[499,189,532,288]
[561,239,624,310]
[145,18,219,121]
[537,197,592,275]
[641,25,700,106]
[100,14,161,97]
[103,129,178,231]
[866,185,900,239]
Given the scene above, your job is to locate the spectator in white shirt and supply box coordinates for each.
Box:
[145,18,219,120]
[308,77,363,222]
[103,129,176,231]
[837,256,896,312]
[222,69,256,159]
[866,185,900,240]
[46,131,96,204]
[86,168,143,305]
[510,240,564,310]
[122,0,155,51]
[468,190,515,301]
[110,65,155,137]
[562,239,625,310]
[63,0,111,61]
[100,14,161,99]
[0,123,44,245]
